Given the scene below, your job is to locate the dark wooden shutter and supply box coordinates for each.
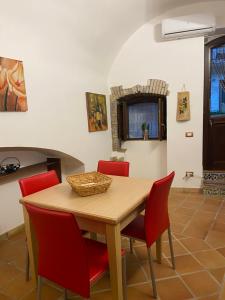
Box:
[158,97,167,140]
[117,101,128,141]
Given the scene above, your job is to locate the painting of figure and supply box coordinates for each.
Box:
[86,92,108,132]
[0,57,27,112]
[176,91,190,121]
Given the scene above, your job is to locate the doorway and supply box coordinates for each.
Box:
[203,36,225,170]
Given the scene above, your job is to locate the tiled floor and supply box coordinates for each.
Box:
[0,190,225,299]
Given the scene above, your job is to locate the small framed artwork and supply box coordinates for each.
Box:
[0,56,27,112]
[176,91,190,121]
[86,92,108,132]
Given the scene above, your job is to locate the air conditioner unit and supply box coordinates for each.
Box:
[161,14,216,40]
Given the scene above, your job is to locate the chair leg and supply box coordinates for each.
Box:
[64,289,68,300]
[25,245,30,281]
[129,238,134,254]
[156,236,162,264]
[147,247,157,299]
[37,276,42,300]
[168,226,176,269]
[122,255,127,300]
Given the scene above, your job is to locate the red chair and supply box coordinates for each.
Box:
[19,170,60,281]
[97,160,129,177]
[121,172,175,298]
[25,204,126,300]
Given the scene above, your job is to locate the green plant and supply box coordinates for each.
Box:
[141,122,149,131]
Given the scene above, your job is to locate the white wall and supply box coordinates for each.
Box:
[0,0,114,234]
[0,0,114,171]
[108,23,205,187]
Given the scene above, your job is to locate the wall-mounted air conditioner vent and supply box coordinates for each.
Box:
[161,14,216,40]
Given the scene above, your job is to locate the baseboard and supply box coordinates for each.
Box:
[0,224,25,240]
[171,187,203,194]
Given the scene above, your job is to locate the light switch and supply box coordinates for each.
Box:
[185,132,193,137]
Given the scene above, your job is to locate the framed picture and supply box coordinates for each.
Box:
[86,92,108,132]
[0,56,27,112]
[176,91,190,121]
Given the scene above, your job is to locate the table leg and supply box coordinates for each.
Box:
[23,206,38,286]
[156,235,162,264]
[106,223,123,300]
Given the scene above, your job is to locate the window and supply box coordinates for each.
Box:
[117,94,167,141]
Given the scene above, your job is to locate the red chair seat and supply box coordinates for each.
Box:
[121,215,145,242]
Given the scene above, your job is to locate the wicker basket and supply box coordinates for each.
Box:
[66,171,112,197]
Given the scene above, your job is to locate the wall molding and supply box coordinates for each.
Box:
[0,223,24,241]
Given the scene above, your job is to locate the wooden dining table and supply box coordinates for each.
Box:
[20,175,161,300]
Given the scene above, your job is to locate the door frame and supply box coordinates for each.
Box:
[203,36,225,170]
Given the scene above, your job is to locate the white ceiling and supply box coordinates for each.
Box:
[0,0,224,75]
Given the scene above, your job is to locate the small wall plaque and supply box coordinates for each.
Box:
[176,91,190,121]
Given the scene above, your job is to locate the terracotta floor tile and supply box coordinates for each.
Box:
[217,247,225,257]
[209,267,225,284]
[199,293,220,300]
[183,212,215,239]
[217,210,225,220]
[169,194,186,204]
[157,277,193,300]
[174,207,196,216]
[92,273,110,292]
[0,292,11,300]
[170,213,191,225]
[182,271,220,297]
[90,290,113,300]
[213,221,225,232]
[173,233,188,240]
[1,273,35,300]
[180,237,211,252]
[126,283,155,299]
[21,284,62,300]
[0,240,26,263]
[172,254,203,274]
[134,245,156,262]
[194,250,225,269]
[186,192,205,199]
[126,263,147,284]
[8,231,26,243]
[162,240,188,257]
[170,222,186,234]
[0,263,22,288]
[124,251,140,265]
[206,230,225,248]
[182,200,203,209]
[142,258,176,279]
[201,198,222,212]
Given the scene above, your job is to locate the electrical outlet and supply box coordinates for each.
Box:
[186,171,194,177]
[185,132,194,137]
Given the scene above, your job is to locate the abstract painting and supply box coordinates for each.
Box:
[0,56,27,112]
[86,92,108,132]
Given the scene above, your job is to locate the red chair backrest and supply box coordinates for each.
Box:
[25,204,90,298]
[19,170,59,197]
[97,160,129,177]
[144,171,175,247]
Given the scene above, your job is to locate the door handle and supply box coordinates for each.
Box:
[209,120,213,127]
